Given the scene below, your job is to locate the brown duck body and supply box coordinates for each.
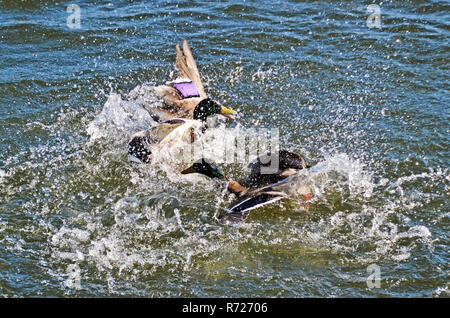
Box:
[237,150,308,189]
[222,171,314,225]
[152,87,201,119]
[128,118,204,164]
[128,40,235,164]
[223,150,308,197]
[181,151,312,224]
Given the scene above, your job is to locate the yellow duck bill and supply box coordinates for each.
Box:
[220,105,236,120]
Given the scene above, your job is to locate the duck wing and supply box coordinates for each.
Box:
[220,191,287,225]
[128,120,188,163]
[175,40,207,99]
[151,41,206,117]
[220,172,312,224]
[144,106,182,123]
[239,150,307,188]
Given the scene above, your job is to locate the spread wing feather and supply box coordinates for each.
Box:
[220,191,287,225]
[175,40,207,99]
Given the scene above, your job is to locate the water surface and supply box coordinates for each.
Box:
[0,0,449,297]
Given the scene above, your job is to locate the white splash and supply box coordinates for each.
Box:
[86,92,156,141]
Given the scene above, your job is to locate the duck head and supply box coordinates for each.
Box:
[181,158,225,179]
[193,98,235,121]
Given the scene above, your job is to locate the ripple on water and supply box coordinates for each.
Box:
[0,0,448,297]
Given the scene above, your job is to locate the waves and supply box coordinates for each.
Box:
[0,0,448,297]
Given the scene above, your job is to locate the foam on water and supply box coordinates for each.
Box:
[86,92,156,141]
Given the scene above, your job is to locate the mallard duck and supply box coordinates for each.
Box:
[146,40,235,122]
[180,150,313,224]
[128,98,233,163]
[237,150,310,189]
[128,40,236,163]
[222,171,314,224]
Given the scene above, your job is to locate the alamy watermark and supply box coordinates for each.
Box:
[177,127,282,174]
[67,4,81,29]
[366,4,381,29]
[65,4,381,30]
[366,264,381,289]
[65,263,82,290]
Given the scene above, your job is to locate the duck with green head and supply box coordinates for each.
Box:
[181,151,313,224]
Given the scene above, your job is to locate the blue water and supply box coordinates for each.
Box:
[0,0,448,297]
